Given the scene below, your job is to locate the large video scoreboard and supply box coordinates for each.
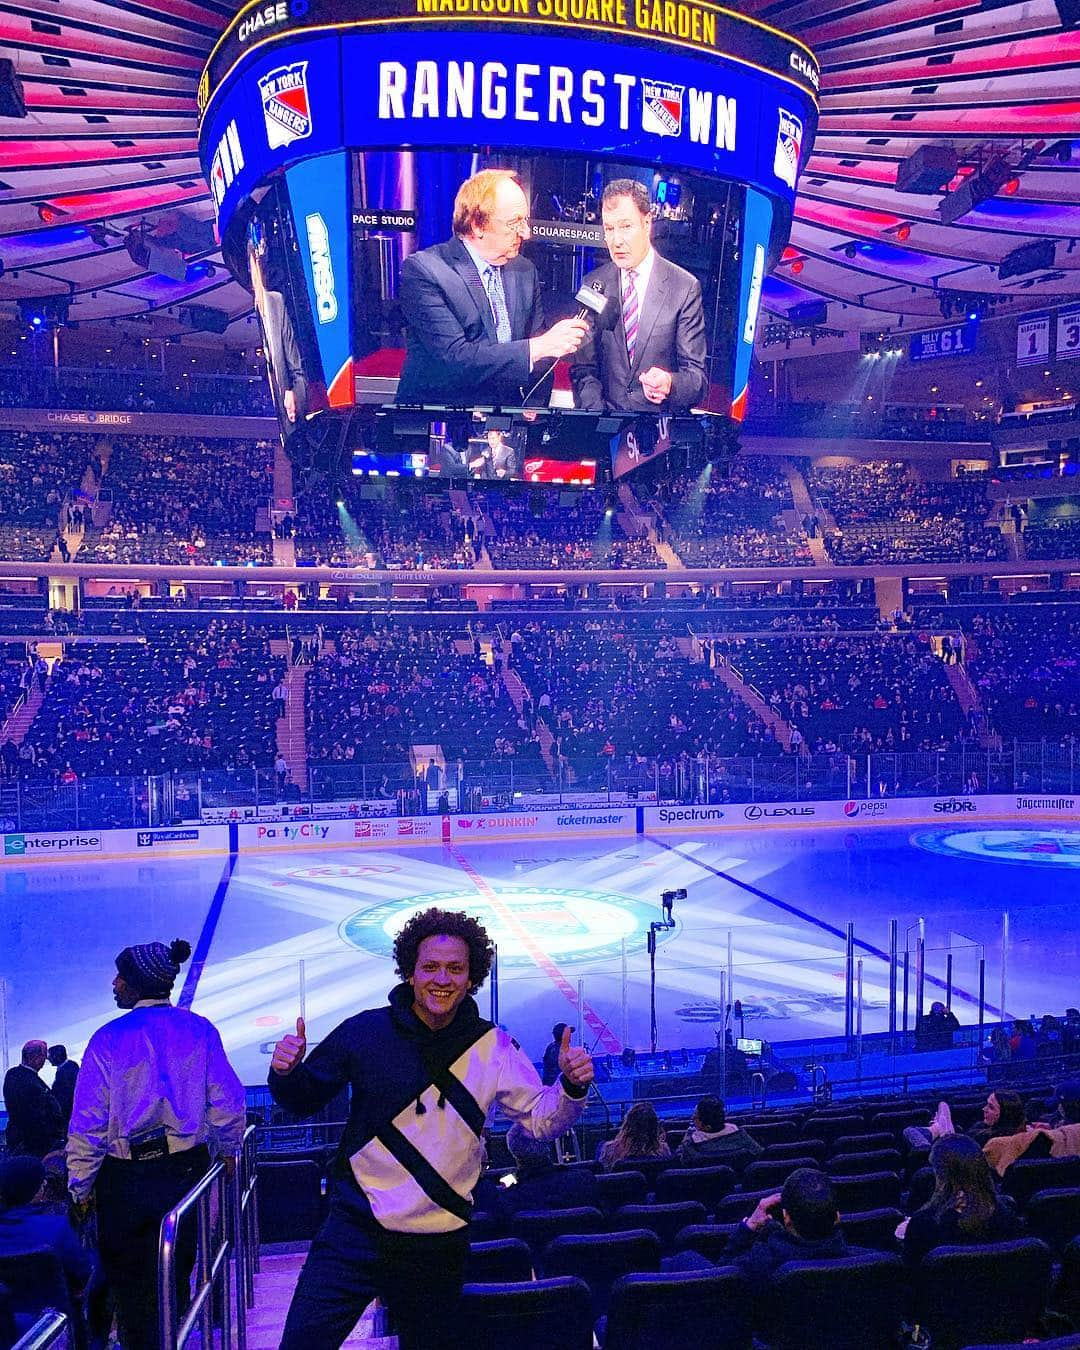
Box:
[199,0,818,460]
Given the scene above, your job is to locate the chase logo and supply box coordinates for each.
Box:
[259,61,312,151]
[341,886,678,967]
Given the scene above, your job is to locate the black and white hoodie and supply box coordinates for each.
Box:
[268,983,587,1234]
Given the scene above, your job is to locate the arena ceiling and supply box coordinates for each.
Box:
[0,0,1077,346]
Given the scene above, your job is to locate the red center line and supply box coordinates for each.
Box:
[447,844,622,1054]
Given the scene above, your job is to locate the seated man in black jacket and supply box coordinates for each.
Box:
[671,1168,855,1304]
[479,1124,598,1222]
[722,1169,852,1291]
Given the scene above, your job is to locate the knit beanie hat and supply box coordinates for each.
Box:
[116,938,192,998]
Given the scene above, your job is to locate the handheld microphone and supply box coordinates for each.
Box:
[574,279,612,326]
[520,281,614,405]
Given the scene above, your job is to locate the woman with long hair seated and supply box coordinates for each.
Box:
[897,1135,1023,1265]
[597,1102,671,1172]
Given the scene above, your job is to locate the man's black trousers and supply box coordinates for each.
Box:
[279,1177,469,1350]
[94,1145,209,1350]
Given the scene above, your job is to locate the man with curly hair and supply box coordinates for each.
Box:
[269,905,594,1349]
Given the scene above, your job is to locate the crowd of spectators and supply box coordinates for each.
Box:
[77,436,274,565]
[294,482,476,570]
[18,621,283,778]
[650,459,812,568]
[480,486,663,569]
[960,605,1080,744]
[719,632,967,755]
[0,430,97,528]
[0,366,274,418]
[508,618,784,787]
[1025,518,1080,560]
[810,461,1008,565]
[305,624,543,773]
[746,402,989,441]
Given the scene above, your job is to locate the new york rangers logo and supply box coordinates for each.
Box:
[641,80,684,138]
[259,62,312,150]
[774,108,803,190]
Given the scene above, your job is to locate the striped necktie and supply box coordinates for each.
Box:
[484,265,512,344]
[622,268,639,365]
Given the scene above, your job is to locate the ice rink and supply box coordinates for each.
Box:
[3,821,1079,1085]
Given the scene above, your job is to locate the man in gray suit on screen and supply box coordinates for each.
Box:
[571,178,707,414]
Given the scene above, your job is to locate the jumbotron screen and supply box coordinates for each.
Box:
[200,0,818,452]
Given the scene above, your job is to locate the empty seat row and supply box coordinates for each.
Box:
[456,1236,1059,1350]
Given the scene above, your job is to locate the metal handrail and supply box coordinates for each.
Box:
[158,1162,232,1350]
[236,1125,260,1324]
[157,1129,259,1350]
[11,1312,70,1350]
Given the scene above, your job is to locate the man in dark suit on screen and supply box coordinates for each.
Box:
[571,178,707,414]
[396,169,588,407]
[249,224,307,436]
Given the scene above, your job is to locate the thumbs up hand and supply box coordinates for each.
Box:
[271,1016,307,1076]
[558,1025,594,1090]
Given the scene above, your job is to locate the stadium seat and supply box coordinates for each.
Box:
[742,1120,798,1147]
[466,1239,534,1284]
[458,1277,594,1350]
[802,1116,864,1149]
[672,1223,740,1262]
[913,1238,1053,1350]
[611,1202,708,1250]
[510,1207,604,1257]
[870,1108,930,1138]
[470,1210,504,1242]
[595,1172,648,1215]
[762,1139,826,1163]
[1003,1157,1080,1208]
[652,1165,736,1211]
[767,1252,905,1349]
[0,1251,74,1327]
[1056,1235,1080,1324]
[830,1171,903,1212]
[825,1148,902,1176]
[255,1160,324,1242]
[831,1132,895,1156]
[611,1157,674,1189]
[743,1157,821,1189]
[0,1282,14,1350]
[838,1207,905,1251]
[541,1229,662,1318]
[601,1268,754,1350]
[716,1189,777,1224]
[1024,1188,1080,1253]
